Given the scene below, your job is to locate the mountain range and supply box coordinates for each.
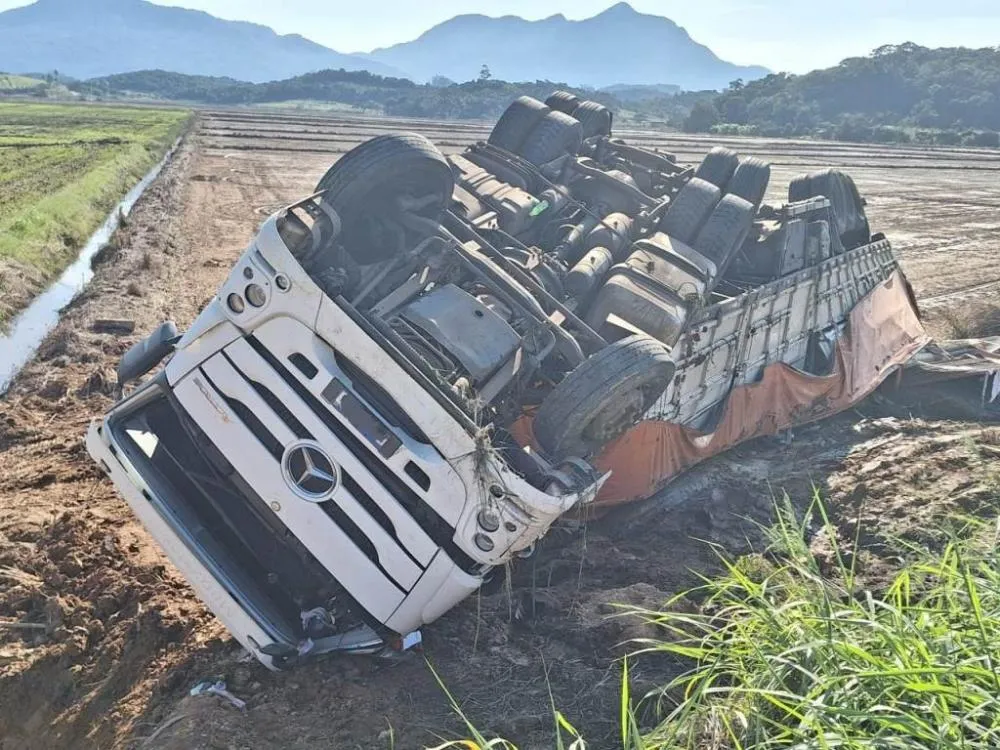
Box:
[0,0,768,90]
[366,4,768,90]
[0,0,405,82]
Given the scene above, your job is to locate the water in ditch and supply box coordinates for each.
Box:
[0,145,177,395]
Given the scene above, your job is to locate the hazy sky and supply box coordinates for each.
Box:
[3,0,999,73]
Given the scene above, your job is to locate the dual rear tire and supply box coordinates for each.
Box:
[489,93,614,165]
[790,169,870,249]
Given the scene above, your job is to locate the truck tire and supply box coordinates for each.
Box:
[842,175,871,249]
[818,170,870,249]
[316,133,454,264]
[694,146,739,190]
[545,90,581,115]
[488,96,550,154]
[659,177,721,244]
[788,173,812,203]
[519,111,583,166]
[788,170,870,250]
[693,193,755,268]
[573,100,613,139]
[534,335,675,459]
[727,157,771,208]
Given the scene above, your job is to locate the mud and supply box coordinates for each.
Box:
[1,110,999,749]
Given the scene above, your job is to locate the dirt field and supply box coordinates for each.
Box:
[1,110,999,750]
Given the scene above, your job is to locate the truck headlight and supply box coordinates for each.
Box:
[245,284,267,307]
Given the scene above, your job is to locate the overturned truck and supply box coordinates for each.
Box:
[86,92,927,668]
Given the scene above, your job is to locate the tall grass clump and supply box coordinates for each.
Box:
[431,495,1000,749]
[634,495,1000,749]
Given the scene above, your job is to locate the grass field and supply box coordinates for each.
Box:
[0,102,190,323]
[0,74,44,90]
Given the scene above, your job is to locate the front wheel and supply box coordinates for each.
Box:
[314,133,454,265]
[533,335,675,460]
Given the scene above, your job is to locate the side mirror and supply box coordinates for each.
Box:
[117,321,180,385]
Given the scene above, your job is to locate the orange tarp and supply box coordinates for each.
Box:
[516,270,929,511]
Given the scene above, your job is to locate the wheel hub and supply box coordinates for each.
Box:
[584,387,645,444]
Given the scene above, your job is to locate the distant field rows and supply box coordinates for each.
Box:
[191,107,1000,316]
[0,102,190,324]
[3,103,997,328]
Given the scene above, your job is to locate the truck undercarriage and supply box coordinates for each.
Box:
[87,91,921,667]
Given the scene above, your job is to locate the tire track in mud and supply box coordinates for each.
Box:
[920,279,1000,309]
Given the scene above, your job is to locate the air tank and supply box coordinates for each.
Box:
[565,246,614,298]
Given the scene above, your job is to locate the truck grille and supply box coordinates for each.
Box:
[111,389,354,643]
[163,321,476,630]
[245,336,472,565]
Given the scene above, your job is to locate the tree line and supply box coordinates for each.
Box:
[66,69,625,121]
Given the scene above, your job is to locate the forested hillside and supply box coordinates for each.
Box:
[687,44,1000,146]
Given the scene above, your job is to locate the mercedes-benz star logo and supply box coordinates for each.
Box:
[282,442,340,501]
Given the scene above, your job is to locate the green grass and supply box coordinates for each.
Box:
[438,495,1000,749]
[0,102,190,323]
[634,497,1000,749]
[0,74,45,90]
